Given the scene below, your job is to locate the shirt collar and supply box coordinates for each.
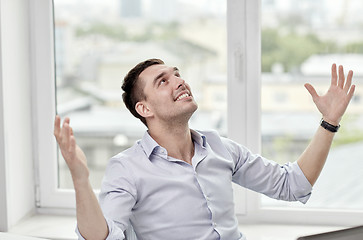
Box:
[140,131,160,158]
[140,129,207,158]
[190,129,207,149]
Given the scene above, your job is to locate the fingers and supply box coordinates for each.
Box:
[338,65,345,88]
[69,135,76,154]
[304,83,319,101]
[61,119,71,146]
[348,85,356,101]
[54,116,74,149]
[331,63,337,86]
[63,117,70,126]
[54,115,61,139]
[53,115,79,165]
[344,70,353,93]
[332,64,354,94]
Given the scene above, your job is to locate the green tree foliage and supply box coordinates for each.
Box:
[332,115,363,147]
[75,22,362,73]
[76,22,128,41]
[76,21,180,42]
[262,28,338,72]
[345,42,363,53]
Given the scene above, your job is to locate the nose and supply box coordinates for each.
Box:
[174,76,185,90]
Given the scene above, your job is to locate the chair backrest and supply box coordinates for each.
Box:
[297,225,363,240]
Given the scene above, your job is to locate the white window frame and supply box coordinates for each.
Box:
[30,0,75,210]
[31,0,363,225]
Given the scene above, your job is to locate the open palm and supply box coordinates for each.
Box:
[54,116,90,182]
[304,64,355,126]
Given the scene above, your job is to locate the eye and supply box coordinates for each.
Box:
[175,72,181,77]
[159,79,166,85]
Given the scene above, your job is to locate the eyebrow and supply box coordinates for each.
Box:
[153,67,179,87]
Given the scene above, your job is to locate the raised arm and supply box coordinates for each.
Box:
[297,64,355,186]
[54,115,108,240]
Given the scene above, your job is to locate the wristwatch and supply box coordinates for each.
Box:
[320,119,340,133]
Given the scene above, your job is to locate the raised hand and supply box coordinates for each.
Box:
[304,64,355,126]
[54,115,89,183]
[54,116,109,239]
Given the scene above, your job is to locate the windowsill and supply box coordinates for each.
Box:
[7,214,346,240]
[8,214,78,240]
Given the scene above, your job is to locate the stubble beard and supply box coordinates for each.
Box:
[163,101,198,128]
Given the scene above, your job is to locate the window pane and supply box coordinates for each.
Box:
[261,0,363,209]
[54,0,227,189]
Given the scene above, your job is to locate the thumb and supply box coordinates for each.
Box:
[304,83,319,101]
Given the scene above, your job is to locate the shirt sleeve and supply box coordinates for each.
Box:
[75,217,126,240]
[222,137,312,204]
[75,156,137,239]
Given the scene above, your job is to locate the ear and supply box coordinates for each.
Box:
[135,101,153,118]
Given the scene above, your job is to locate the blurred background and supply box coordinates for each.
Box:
[54,0,363,211]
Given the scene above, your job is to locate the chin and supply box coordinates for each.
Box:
[188,102,198,115]
[192,103,198,113]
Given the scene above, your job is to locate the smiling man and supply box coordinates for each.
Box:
[54,59,355,240]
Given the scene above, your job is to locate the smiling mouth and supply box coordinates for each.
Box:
[175,92,190,101]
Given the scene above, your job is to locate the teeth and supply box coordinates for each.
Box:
[176,93,189,101]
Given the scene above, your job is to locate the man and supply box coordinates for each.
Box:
[54,59,355,240]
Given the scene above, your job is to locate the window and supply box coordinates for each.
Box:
[257,0,363,224]
[32,0,362,226]
[33,0,251,211]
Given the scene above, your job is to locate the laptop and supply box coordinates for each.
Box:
[297,225,363,240]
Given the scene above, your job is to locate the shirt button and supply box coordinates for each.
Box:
[213,222,217,228]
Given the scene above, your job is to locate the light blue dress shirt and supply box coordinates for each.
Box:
[76,129,312,240]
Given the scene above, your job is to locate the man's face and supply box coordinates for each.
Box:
[138,64,198,124]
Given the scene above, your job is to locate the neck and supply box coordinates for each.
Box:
[148,121,194,164]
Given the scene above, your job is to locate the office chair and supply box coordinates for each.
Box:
[297,225,363,240]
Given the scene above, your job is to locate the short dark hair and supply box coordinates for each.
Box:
[121,58,164,126]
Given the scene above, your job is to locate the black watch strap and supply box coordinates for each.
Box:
[320,119,340,132]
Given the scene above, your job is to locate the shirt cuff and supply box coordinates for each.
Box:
[287,161,313,204]
[75,217,126,240]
